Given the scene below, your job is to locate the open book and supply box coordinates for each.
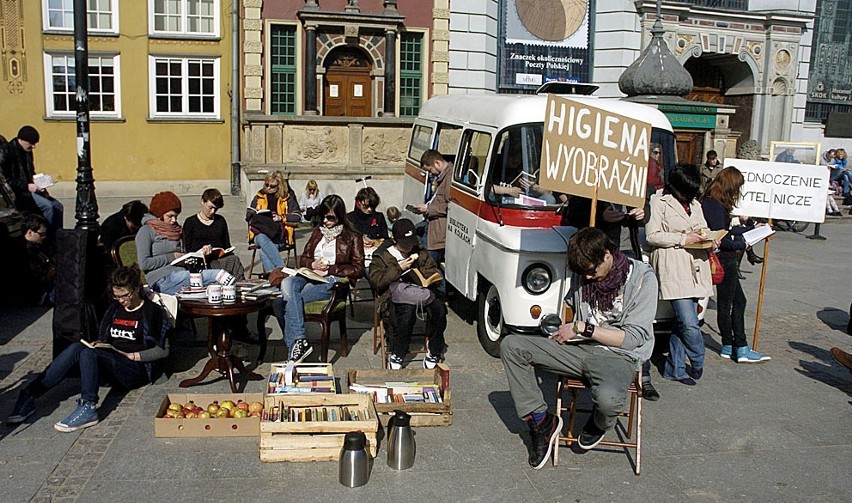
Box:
[33,173,55,190]
[80,339,122,353]
[684,229,728,249]
[743,226,775,247]
[280,266,329,283]
[406,268,443,288]
[509,169,538,187]
[170,246,235,266]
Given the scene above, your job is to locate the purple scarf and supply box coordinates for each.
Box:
[581,250,630,312]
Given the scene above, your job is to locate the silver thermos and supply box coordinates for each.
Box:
[339,431,371,488]
[387,410,416,470]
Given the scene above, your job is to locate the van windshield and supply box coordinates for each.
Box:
[486,123,676,210]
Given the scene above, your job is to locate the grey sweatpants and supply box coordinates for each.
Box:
[500,334,637,431]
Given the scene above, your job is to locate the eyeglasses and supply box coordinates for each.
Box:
[323,214,338,222]
[652,150,661,155]
[265,183,279,189]
[113,291,134,301]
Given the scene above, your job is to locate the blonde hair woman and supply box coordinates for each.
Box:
[248,171,302,271]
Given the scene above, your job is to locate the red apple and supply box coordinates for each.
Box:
[207,402,220,415]
[235,400,249,411]
[248,402,264,414]
[216,408,231,419]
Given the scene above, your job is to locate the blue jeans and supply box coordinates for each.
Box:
[253,233,286,272]
[33,192,64,230]
[664,298,705,380]
[28,342,147,404]
[153,268,223,295]
[272,275,334,351]
[831,168,852,195]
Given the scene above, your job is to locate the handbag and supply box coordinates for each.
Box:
[708,252,725,285]
[389,281,435,306]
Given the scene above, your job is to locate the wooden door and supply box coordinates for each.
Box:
[676,132,704,166]
[323,48,372,117]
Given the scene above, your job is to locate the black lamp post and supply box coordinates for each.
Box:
[73,0,99,234]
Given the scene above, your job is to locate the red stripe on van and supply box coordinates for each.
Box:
[451,187,561,228]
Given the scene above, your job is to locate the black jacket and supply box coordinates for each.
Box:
[0,138,38,213]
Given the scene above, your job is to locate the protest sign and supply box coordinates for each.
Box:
[732,159,829,223]
[538,94,651,208]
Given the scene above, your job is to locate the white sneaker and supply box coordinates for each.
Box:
[388,354,404,370]
[423,353,440,370]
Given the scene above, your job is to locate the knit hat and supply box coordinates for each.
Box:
[149,191,182,218]
[17,126,40,144]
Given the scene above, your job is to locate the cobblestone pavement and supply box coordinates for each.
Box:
[1,195,850,502]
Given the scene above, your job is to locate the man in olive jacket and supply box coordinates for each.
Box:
[368,219,447,370]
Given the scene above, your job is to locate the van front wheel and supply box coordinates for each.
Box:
[477,284,505,358]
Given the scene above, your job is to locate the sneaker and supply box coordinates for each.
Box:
[526,412,563,469]
[642,382,660,401]
[388,354,404,370]
[733,346,770,363]
[54,399,98,432]
[7,390,36,424]
[423,353,440,370]
[689,366,704,380]
[577,417,607,450]
[287,339,313,364]
[720,345,732,359]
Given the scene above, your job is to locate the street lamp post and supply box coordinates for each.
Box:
[73,0,99,233]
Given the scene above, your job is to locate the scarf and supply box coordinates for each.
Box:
[147,219,183,241]
[582,249,629,312]
[319,224,343,244]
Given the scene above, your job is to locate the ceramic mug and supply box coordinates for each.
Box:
[206,284,223,303]
[222,285,237,304]
[189,272,203,288]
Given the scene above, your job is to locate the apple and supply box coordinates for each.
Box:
[207,402,220,415]
[248,402,264,414]
[184,411,198,419]
[216,408,231,419]
[167,402,183,413]
[232,409,248,419]
[249,411,261,418]
[220,400,236,412]
[235,400,249,412]
[198,411,211,419]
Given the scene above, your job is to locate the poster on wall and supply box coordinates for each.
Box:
[806,0,852,109]
[499,0,593,92]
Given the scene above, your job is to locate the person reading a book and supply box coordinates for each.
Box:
[300,179,323,225]
[7,266,171,432]
[136,191,233,295]
[702,166,771,363]
[248,171,302,272]
[347,186,388,268]
[487,138,555,204]
[501,227,657,469]
[183,188,245,280]
[100,199,148,252]
[270,194,364,363]
[368,218,447,370]
[647,163,716,385]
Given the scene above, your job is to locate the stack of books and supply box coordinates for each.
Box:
[235,280,279,300]
[267,363,336,394]
[349,381,443,404]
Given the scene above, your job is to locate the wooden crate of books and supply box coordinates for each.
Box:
[346,363,452,427]
[265,362,336,395]
[259,393,378,462]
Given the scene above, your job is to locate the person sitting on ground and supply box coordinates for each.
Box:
[9,213,55,306]
[247,171,302,272]
[182,188,245,280]
[100,199,148,252]
[300,179,323,225]
[269,195,364,362]
[347,186,388,269]
[7,265,171,432]
[500,227,657,469]
[368,218,447,370]
[136,191,232,294]
[386,206,401,225]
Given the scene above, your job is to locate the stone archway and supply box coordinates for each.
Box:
[322,46,374,117]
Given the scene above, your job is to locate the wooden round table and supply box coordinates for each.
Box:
[178,297,270,392]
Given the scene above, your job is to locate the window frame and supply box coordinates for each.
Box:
[42,0,120,35]
[399,31,425,118]
[148,0,220,39]
[43,51,122,119]
[268,22,299,115]
[148,55,220,120]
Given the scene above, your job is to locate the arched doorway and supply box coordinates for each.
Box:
[323,46,373,117]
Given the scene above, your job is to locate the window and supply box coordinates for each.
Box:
[486,124,560,207]
[400,32,424,118]
[408,124,433,162]
[270,24,297,115]
[454,130,491,191]
[43,0,118,33]
[150,0,219,37]
[149,56,219,118]
[43,53,121,118]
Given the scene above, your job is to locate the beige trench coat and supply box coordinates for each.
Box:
[646,193,713,300]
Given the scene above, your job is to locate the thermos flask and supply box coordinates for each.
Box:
[339,431,370,487]
[387,410,416,470]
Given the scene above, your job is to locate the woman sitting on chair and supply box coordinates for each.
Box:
[270,195,364,363]
[248,171,302,272]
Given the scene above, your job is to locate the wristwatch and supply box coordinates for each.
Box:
[582,323,596,339]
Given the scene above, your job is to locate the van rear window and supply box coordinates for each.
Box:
[408,125,433,162]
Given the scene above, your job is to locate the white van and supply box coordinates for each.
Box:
[403,87,687,356]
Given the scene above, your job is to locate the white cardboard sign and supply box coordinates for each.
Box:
[731,159,829,223]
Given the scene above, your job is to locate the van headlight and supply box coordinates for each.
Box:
[522,265,551,295]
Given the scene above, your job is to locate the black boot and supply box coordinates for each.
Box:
[746,248,764,265]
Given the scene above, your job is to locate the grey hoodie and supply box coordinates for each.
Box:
[135,213,184,287]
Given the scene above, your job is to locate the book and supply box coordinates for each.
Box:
[170,246,235,266]
[33,173,55,190]
[279,266,329,284]
[743,225,775,247]
[247,207,272,215]
[406,268,443,288]
[509,169,538,186]
[80,339,121,353]
[684,229,728,249]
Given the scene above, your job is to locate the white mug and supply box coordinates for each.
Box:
[222,285,237,304]
[206,284,223,303]
[189,272,203,288]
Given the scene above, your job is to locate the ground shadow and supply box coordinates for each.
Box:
[816,307,850,334]
[788,341,852,398]
[0,306,52,346]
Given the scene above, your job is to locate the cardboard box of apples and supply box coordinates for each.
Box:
[155,393,264,437]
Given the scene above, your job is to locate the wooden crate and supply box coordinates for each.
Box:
[265,362,336,395]
[346,363,452,427]
[259,393,379,462]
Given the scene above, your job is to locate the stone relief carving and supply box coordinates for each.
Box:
[286,126,347,164]
[737,140,761,160]
[362,129,409,165]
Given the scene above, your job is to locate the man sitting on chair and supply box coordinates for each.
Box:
[500,227,657,469]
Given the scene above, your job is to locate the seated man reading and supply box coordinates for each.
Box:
[500,227,657,469]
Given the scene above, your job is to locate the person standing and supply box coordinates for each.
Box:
[500,227,657,469]
[411,150,452,266]
[0,126,64,241]
[182,188,245,279]
[702,166,771,363]
[647,163,714,385]
[700,149,721,194]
